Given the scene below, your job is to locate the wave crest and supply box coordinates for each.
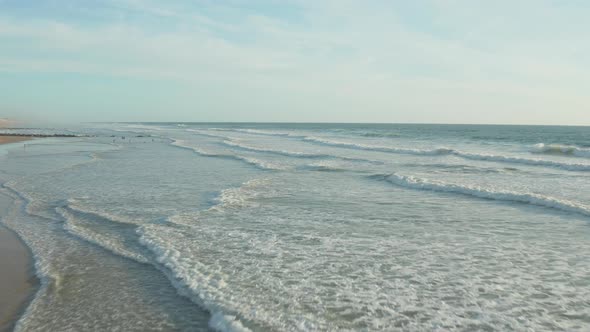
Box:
[303,136,452,155]
[301,137,590,171]
[371,173,590,217]
[171,139,287,171]
[222,140,324,158]
[531,143,590,158]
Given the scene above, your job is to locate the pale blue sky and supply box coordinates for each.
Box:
[0,0,589,124]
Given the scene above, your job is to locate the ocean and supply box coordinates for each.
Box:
[1,123,590,331]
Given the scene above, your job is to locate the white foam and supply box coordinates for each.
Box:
[301,137,590,171]
[135,178,281,331]
[57,203,150,264]
[454,151,590,171]
[62,198,142,225]
[303,161,347,172]
[137,226,254,332]
[222,139,382,165]
[209,178,271,212]
[1,186,212,332]
[222,140,325,158]
[208,312,251,332]
[375,173,590,217]
[122,124,164,131]
[210,128,296,137]
[171,139,287,171]
[186,129,230,139]
[303,136,451,155]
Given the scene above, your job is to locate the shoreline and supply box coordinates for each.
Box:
[0,138,39,331]
[0,223,38,332]
[0,136,33,145]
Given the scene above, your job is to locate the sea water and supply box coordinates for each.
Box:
[1,123,590,331]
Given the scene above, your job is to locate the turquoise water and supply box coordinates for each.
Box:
[1,123,590,331]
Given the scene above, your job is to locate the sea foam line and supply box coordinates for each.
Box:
[138,177,279,331]
[187,130,382,164]
[56,203,151,264]
[60,196,253,332]
[210,127,403,139]
[221,139,380,165]
[137,226,252,332]
[371,173,590,217]
[454,151,590,171]
[222,140,325,158]
[171,139,286,171]
[0,186,61,332]
[206,128,296,137]
[303,136,452,155]
[302,137,590,171]
[215,128,589,157]
[198,129,590,171]
[2,182,249,332]
[60,206,249,332]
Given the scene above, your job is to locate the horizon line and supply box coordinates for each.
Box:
[85,121,590,128]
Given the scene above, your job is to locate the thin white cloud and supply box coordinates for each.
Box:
[0,0,588,124]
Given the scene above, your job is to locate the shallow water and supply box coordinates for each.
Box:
[1,123,590,331]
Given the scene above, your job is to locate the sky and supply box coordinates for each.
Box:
[0,0,589,125]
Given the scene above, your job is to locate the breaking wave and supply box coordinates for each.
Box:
[222,140,325,158]
[455,151,590,171]
[303,136,453,155]
[371,173,590,217]
[531,143,590,158]
[171,139,287,171]
[301,137,590,171]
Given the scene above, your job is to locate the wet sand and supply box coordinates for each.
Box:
[0,136,32,145]
[0,138,38,332]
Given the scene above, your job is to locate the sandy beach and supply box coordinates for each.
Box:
[0,136,32,145]
[0,137,37,332]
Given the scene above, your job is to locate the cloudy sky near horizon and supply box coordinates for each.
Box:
[0,0,589,125]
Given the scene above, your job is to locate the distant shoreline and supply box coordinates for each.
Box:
[0,136,33,145]
[91,121,590,128]
[0,133,79,138]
